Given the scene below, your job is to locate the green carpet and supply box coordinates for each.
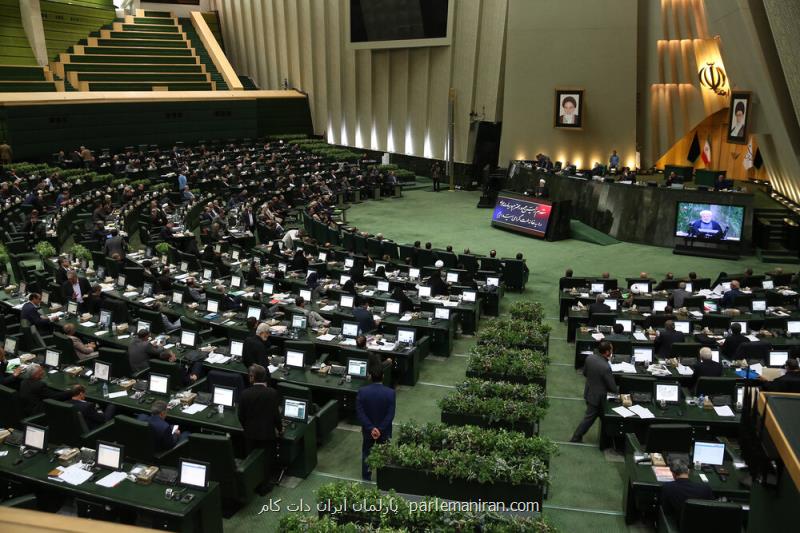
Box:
[570,220,620,245]
[223,188,794,532]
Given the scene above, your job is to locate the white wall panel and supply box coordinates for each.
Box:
[218,0,506,162]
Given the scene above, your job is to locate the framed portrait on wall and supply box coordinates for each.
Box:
[727,91,751,144]
[554,89,583,129]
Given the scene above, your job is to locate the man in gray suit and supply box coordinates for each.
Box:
[670,282,692,308]
[571,340,618,443]
[128,328,174,374]
[103,228,127,259]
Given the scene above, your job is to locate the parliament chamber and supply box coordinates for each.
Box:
[1,1,800,532]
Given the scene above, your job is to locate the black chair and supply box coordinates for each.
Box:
[669,343,700,358]
[206,370,247,400]
[52,331,86,365]
[149,359,194,391]
[111,414,184,464]
[657,498,743,533]
[457,253,480,274]
[734,340,770,361]
[277,382,313,403]
[0,385,22,428]
[695,377,737,398]
[501,259,528,292]
[619,375,656,394]
[701,314,731,330]
[589,312,617,327]
[644,423,692,453]
[480,257,503,272]
[42,398,114,447]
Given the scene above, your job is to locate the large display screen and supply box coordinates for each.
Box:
[491,192,553,238]
[350,0,451,48]
[675,202,745,242]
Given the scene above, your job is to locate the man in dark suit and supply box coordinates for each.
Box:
[61,271,92,313]
[19,364,72,416]
[352,299,377,335]
[721,280,742,308]
[237,364,282,495]
[661,458,713,527]
[55,257,71,286]
[69,384,115,430]
[605,323,629,343]
[654,321,686,359]
[670,282,692,309]
[692,347,723,391]
[128,328,175,374]
[588,295,611,317]
[21,293,57,333]
[721,322,749,359]
[243,323,272,370]
[761,357,800,393]
[137,400,186,452]
[102,228,126,259]
[571,341,618,443]
[356,365,396,480]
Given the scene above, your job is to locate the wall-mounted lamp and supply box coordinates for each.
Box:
[698,62,728,96]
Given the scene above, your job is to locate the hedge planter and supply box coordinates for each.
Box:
[465,369,547,388]
[440,410,539,436]
[478,335,549,354]
[376,465,546,507]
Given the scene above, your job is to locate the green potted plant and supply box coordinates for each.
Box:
[466,344,548,385]
[69,243,92,263]
[34,241,57,259]
[155,242,171,257]
[509,301,546,323]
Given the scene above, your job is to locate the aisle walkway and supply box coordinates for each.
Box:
[224,188,794,532]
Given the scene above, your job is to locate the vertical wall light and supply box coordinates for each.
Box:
[340,121,349,147]
[370,123,378,151]
[423,130,433,159]
[386,127,395,153]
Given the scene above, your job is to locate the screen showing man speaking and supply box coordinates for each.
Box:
[491,192,553,238]
[675,202,744,242]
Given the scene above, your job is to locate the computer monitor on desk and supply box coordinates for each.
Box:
[615,319,632,333]
[752,300,767,312]
[630,282,650,294]
[4,337,16,355]
[206,299,219,313]
[247,306,261,320]
[172,291,183,305]
[94,360,111,381]
[342,321,360,338]
[769,350,789,368]
[385,300,401,315]
[693,441,725,466]
[285,349,305,369]
[339,274,351,285]
[284,398,308,422]
[591,282,604,294]
[787,321,800,335]
[230,275,241,288]
[486,276,500,288]
[262,282,274,295]
[291,314,307,330]
[397,327,416,345]
[606,299,618,311]
[212,385,235,408]
[377,280,390,292]
[347,358,368,379]
[418,286,431,298]
[447,271,459,283]
[149,373,170,395]
[673,321,691,334]
[24,423,47,453]
[462,290,476,303]
[179,459,208,490]
[299,289,312,302]
[67,301,78,316]
[435,307,450,320]
[762,280,774,290]
[344,258,354,269]
[654,382,681,404]
[180,330,196,348]
[44,350,60,369]
[99,310,112,330]
[653,300,668,312]
[230,340,243,358]
[408,268,420,280]
[633,347,653,364]
[340,294,354,309]
[96,441,123,470]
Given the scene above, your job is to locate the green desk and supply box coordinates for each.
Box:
[601,398,741,450]
[621,434,749,524]
[0,443,222,532]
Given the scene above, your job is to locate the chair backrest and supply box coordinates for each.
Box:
[480,257,503,272]
[277,382,312,402]
[679,499,743,533]
[136,308,163,334]
[123,266,144,287]
[148,359,184,391]
[182,433,238,495]
[206,370,246,399]
[610,340,632,355]
[695,377,736,397]
[113,415,157,462]
[0,385,22,428]
[701,314,731,330]
[589,312,617,327]
[735,340,770,361]
[43,398,89,446]
[619,375,655,394]
[52,332,79,364]
[98,346,131,377]
[644,423,692,454]
[670,343,700,358]
[457,254,480,274]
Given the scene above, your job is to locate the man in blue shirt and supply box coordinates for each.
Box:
[356,367,395,480]
[352,298,376,334]
[177,173,187,192]
[609,150,620,169]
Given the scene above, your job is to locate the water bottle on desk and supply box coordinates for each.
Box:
[102,382,109,398]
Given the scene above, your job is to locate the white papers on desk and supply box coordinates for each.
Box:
[629,404,655,419]
[268,365,279,374]
[339,338,357,346]
[49,311,65,319]
[162,343,175,350]
[174,273,190,281]
[780,289,798,296]
[95,330,108,336]
[123,291,139,298]
[676,364,694,376]
[59,464,94,486]
[117,334,130,339]
[399,314,413,322]
[108,391,128,399]
[612,406,636,418]
[442,300,459,307]
[750,363,763,376]
[316,333,336,342]
[361,290,374,297]
[320,304,336,312]
[690,310,703,318]
[371,342,397,352]
[182,403,208,415]
[591,333,605,341]
[746,335,760,342]
[80,321,96,328]
[206,353,230,364]
[140,298,155,305]
[579,292,590,298]
[611,362,637,373]
[698,289,714,297]
[633,332,648,341]
[96,470,127,488]
[714,405,735,417]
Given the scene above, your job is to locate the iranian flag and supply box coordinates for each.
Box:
[701,135,712,166]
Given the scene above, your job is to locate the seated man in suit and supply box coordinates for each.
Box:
[588,295,611,317]
[605,323,629,342]
[62,323,97,360]
[721,322,749,359]
[0,346,24,387]
[19,364,72,417]
[761,357,800,393]
[352,298,377,334]
[661,458,713,528]
[295,296,329,329]
[654,321,686,359]
[721,280,743,308]
[692,347,723,390]
[102,228,127,259]
[21,292,58,333]
[61,270,92,313]
[670,282,692,309]
[127,328,175,374]
[69,384,115,430]
[243,323,272,370]
[356,365,396,480]
[137,400,188,452]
